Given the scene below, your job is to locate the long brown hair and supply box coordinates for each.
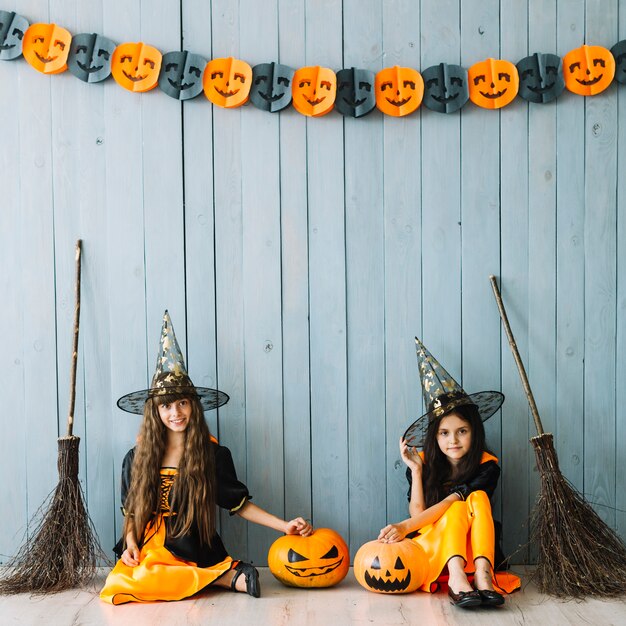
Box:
[123,394,217,547]
[422,404,487,507]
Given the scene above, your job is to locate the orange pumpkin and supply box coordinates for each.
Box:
[22,23,71,74]
[203,57,252,108]
[111,42,162,92]
[268,528,349,588]
[292,66,336,117]
[563,44,615,96]
[375,66,424,117]
[468,58,519,109]
[353,539,427,594]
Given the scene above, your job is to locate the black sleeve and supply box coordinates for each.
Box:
[214,443,251,514]
[447,460,500,500]
[120,447,136,514]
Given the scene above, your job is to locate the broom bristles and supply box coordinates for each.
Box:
[531,433,626,598]
[0,436,108,595]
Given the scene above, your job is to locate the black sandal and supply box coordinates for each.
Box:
[230,561,261,598]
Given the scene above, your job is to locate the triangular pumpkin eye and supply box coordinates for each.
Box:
[394,556,405,569]
[371,556,381,570]
[287,548,308,563]
[321,545,339,559]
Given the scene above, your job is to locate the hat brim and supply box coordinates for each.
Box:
[117,386,230,414]
[402,391,504,449]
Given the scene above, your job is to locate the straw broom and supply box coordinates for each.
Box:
[0,240,106,594]
[489,275,626,598]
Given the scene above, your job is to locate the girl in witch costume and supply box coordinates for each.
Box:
[100,311,312,605]
[378,338,520,609]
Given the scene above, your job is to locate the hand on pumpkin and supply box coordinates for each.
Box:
[377,521,408,544]
[285,517,313,537]
[399,437,422,473]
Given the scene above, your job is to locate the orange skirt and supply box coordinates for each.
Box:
[412,490,521,594]
[100,515,234,605]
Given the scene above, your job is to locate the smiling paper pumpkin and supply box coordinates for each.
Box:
[375,66,424,117]
[611,40,626,85]
[111,42,162,92]
[250,62,295,112]
[468,58,519,109]
[68,33,116,83]
[422,63,468,114]
[516,53,564,104]
[159,50,207,100]
[23,23,71,74]
[563,45,615,96]
[292,66,336,117]
[203,57,252,108]
[336,67,376,118]
[0,10,29,61]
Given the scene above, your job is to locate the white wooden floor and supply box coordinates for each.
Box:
[1,568,625,626]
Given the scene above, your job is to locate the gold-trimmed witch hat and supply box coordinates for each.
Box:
[117,310,229,414]
[402,337,504,447]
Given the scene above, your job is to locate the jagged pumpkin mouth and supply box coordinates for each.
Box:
[364,570,411,592]
[285,557,344,578]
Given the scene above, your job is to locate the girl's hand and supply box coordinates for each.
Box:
[121,545,141,567]
[378,522,406,544]
[400,437,422,473]
[285,517,313,537]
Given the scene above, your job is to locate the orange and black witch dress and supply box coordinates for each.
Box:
[407,452,521,594]
[100,442,250,605]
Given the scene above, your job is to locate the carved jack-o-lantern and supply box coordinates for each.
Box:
[268,528,349,588]
[563,44,615,96]
[611,40,626,85]
[203,57,252,108]
[22,23,71,74]
[159,50,207,100]
[292,66,336,117]
[0,10,29,61]
[250,62,295,113]
[354,539,427,594]
[516,52,564,104]
[468,58,519,109]
[111,42,162,92]
[68,33,116,83]
[421,63,469,114]
[375,66,424,117]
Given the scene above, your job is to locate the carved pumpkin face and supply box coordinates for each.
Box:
[22,23,71,74]
[468,58,519,109]
[354,539,427,594]
[292,66,336,117]
[203,57,252,108]
[516,53,564,104]
[250,62,295,112]
[336,67,376,118]
[268,528,349,588]
[112,43,162,92]
[68,33,116,83]
[375,66,424,117]
[0,10,29,61]
[563,45,615,96]
[611,40,626,85]
[422,63,469,114]
[158,50,206,100]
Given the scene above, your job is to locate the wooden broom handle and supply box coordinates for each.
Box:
[67,240,82,437]
[489,275,545,436]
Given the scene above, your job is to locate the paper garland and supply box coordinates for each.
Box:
[1,10,624,117]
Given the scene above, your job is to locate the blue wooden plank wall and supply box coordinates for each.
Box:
[1,0,624,566]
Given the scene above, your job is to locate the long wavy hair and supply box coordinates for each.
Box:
[123,393,217,547]
[422,403,488,507]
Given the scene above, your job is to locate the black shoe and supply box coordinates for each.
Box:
[230,561,261,598]
[476,588,505,606]
[448,587,482,608]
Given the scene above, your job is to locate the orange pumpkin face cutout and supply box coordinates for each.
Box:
[292,66,336,117]
[563,45,615,96]
[468,58,519,109]
[111,43,162,92]
[375,66,424,117]
[203,57,252,108]
[22,23,71,74]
